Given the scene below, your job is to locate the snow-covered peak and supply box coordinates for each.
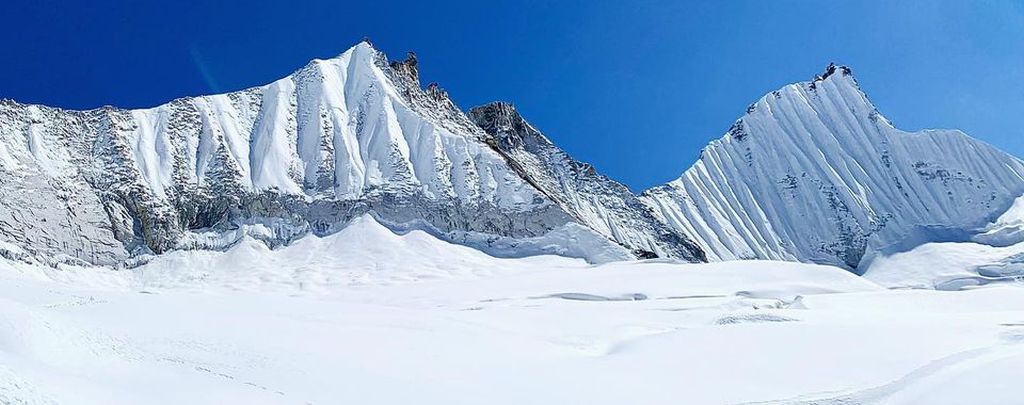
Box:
[643,64,1024,270]
[726,62,880,138]
[815,62,853,81]
[3,42,1019,273]
[0,41,690,266]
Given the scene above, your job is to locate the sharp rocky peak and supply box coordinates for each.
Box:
[469,101,541,149]
[807,62,858,92]
[815,62,853,82]
[389,51,420,86]
[470,101,523,127]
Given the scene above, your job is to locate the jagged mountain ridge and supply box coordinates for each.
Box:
[469,102,705,261]
[2,42,1022,272]
[641,64,1024,270]
[0,41,705,266]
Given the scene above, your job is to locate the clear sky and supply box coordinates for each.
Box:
[3,1,1023,190]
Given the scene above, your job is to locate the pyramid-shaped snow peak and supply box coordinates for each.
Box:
[641,64,1024,270]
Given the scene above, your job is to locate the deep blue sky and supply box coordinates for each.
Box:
[3,1,1023,190]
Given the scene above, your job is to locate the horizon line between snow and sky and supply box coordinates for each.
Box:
[2,1,1023,191]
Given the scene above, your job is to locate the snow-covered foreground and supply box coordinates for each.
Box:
[3,218,1024,404]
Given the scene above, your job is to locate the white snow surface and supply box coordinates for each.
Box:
[3,215,1024,404]
[133,214,589,290]
[865,194,1024,289]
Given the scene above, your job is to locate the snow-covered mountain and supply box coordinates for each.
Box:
[2,41,1023,273]
[0,41,704,266]
[641,64,1024,270]
[6,43,1024,405]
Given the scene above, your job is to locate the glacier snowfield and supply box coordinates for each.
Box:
[2,216,1023,404]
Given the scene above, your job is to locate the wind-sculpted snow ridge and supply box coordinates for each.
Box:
[469,102,705,262]
[642,63,1024,270]
[0,41,702,266]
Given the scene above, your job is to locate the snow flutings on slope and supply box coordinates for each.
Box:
[0,42,701,266]
[115,43,535,205]
[642,64,1024,270]
[5,44,1024,275]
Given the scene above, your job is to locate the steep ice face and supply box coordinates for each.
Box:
[642,64,1024,270]
[0,42,643,265]
[469,102,705,262]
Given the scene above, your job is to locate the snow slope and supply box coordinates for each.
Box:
[0,42,702,266]
[2,219,1023,404]
[642,64,1024,270]
[132,214,591,291]
[864,194,1024,289]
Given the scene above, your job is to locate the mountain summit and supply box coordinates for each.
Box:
[641,64,1024,270]
[1,46,1021,273]
[0,42,704,266]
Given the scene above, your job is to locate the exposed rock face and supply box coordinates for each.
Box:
[0,42,704,266]
[469,102,705,261]
[641,66,1024,270]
